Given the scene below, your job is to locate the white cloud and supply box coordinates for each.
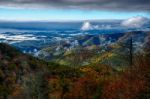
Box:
[81,21,93,30]
[121,16,149,28]
[0,33,37,44]
[100,24,112,29]
[81,21,112,30]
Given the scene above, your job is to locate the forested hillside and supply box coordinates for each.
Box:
[0,43,150,99]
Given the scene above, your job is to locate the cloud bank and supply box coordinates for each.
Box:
[0,33,38,44]
[121,16,150,28]
[81,21,112,30]
[0,0,150,12]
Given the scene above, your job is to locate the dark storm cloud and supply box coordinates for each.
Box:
[0,0,150,12]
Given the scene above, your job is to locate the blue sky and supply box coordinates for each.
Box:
[0,8,150,21]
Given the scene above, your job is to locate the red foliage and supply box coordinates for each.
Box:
[102,56,150,99]
[65,76,98,99]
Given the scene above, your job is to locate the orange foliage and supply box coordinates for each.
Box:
[65,76,98,99]
[102,56,150,99]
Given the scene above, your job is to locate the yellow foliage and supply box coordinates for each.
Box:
[91,52,114,64]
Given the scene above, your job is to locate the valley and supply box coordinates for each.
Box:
[0,21,150,99]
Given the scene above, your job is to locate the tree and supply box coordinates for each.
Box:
[23,72,49,99]
[144,34,150,56]
[116,33,133,66]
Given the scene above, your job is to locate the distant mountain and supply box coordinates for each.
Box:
[36,31,149,67]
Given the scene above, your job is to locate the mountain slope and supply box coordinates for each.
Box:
[0,43,49,98]
[0,42,150,99]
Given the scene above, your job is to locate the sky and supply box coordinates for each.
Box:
[0,0,150,21]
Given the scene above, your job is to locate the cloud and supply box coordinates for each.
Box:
[0,0,150,12]
[0,33,38,44]
[121,16,150,28]
[81,21,112,30]
[81,21,93,30]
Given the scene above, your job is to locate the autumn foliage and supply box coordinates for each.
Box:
[0,43,150,99]
[102,55,150,99]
